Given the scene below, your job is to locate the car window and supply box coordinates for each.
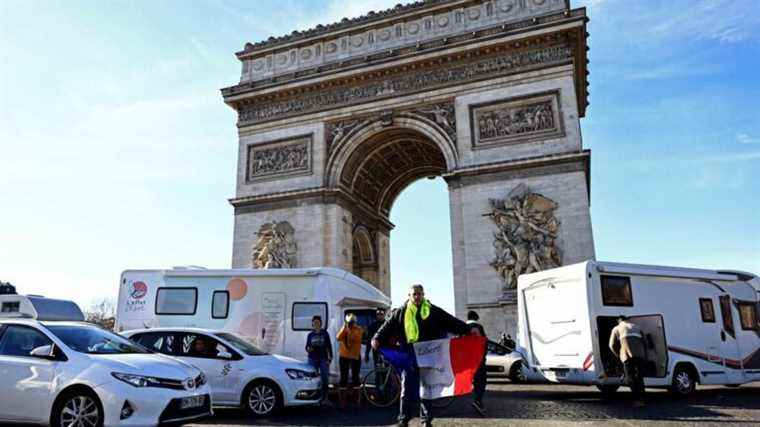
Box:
[179,333,235,360]
[46,324,148,354]
[0,325,52,357]
[132,332,177,355]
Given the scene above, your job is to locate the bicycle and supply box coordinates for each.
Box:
[360,354,456,410]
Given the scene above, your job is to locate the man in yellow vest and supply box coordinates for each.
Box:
[372,284,479,427]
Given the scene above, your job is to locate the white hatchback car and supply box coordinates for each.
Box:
[125,328,322,417]
[485,340,527,383]
[0,319,212,426]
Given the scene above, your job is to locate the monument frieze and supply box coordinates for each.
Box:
[237,44,573,126]
[246,135,312,182]
[470,90,564,148]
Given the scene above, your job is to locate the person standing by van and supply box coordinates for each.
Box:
[467,310,487,416]
[609,316,646,398]
[306,315,333,405]
[337,313,364,406]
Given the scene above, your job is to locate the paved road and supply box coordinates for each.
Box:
[189,381,760,426]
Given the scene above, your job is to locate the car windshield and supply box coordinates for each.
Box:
[216,332,268,356]
[45,324,148,355]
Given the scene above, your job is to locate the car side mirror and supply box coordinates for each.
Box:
[30,345,55,359]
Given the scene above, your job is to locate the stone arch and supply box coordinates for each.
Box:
[325,115,458,216]
[352,225,375,266]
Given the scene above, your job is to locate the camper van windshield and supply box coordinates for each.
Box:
[216,332,267,356]
[45,324,148,355]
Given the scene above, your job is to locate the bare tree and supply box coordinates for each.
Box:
[85,298,116,330]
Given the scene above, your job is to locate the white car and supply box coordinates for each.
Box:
[0,319,212,426]
[485,340,527,383]
[124,328,322,417]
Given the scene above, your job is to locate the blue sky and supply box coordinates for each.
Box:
[1,1,758,314]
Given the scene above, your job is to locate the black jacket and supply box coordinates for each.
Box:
[373,301,469,348]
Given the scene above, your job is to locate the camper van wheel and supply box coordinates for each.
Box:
[243,380,282,417]
[669,365,697,397]
[509,361,526,383]
[596,384,619,397]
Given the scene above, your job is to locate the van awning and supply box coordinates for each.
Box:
[336,297,389,308]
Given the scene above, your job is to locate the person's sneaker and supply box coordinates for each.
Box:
[472,400,487,416]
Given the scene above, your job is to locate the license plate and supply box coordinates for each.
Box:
[180,395,205,409]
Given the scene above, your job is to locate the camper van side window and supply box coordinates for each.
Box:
[292,302,328,331]
[699,298,715,323]
[738,303,758,331]
[155,287,198,315]
[212,291,229,319]
[1,302,20,313]
[601,275,633,307]
[719,295,735,338]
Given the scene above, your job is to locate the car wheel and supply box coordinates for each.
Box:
[52,390,103,427]
[669,366,696,397]
[244,380,281,417]
[508,361,526,383]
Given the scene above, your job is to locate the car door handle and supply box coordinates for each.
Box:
[721,330,726,342]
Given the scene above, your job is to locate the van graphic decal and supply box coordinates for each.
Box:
[227,278,248,300]
[668,346,760,370]
[129,281,148,299]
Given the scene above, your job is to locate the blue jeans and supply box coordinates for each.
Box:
[309,358,330,402]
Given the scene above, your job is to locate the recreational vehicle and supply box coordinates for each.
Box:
[517,261,760,395]
[116,267,391,377]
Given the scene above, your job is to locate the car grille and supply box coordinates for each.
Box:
[486,365,505,373]
[159,394,211,424]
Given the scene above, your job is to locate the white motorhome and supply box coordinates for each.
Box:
[116,267,391,377]
[517,261,760,395]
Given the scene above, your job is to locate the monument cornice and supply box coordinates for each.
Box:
[223,28,587,128]
[229,187,396,232]
[223,7,587,100]
[444,149,591,202]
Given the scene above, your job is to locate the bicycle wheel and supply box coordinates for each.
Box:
[362,367,401,408]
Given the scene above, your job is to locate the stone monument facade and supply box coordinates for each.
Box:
[221,0,595,337]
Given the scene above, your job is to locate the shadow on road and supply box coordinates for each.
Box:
[192,383,760,426]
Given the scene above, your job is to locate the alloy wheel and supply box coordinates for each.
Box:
[60,395,100,427]
[248,384,277,415]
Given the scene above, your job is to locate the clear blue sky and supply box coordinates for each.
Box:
[1,1,758,314]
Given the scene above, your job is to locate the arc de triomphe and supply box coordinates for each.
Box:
[221,0,595,335]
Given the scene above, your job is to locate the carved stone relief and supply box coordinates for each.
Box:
[238,0,567,83]
[246,135,312,182]
[470,91,563,148]
[238,45,573,126]
[415,103,456,143]
[488,183,562,291]
[252,221,297,269]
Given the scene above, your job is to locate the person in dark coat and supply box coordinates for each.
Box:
[305,315,333,405]
[371,284,478,427]
[467,310,487,415]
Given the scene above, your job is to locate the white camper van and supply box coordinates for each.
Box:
[116,267,391,377]
[517,261,760,395]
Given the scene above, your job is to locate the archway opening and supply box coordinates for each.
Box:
[336,127,452,304]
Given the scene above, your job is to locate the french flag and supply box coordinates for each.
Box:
[382,336,486,399]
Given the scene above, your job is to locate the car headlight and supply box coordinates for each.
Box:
[112,372,158,387]
[286,368,318,380]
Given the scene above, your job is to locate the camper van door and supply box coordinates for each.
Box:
[717,294,744,383]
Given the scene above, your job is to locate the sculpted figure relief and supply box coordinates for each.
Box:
[249,141,309,179]
[252,221,297,269]
[477,100,555,142]
[489,184,562,290]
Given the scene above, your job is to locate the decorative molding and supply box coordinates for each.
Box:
[252,221,297,269]
[469,90,564,148]
[246,135,312,182]
[236,44,573,126]
[488,183,562,291]
[235,0,568,83]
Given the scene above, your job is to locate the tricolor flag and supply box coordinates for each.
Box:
[382,335,486,399]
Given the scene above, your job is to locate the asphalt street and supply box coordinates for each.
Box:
[188,381,760,426]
